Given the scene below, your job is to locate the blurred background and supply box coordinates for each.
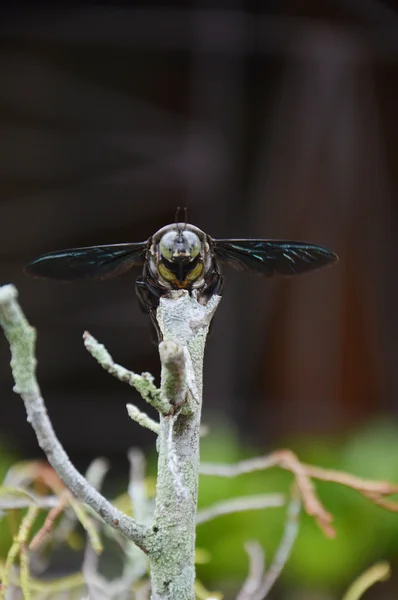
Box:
[1,1,398,598]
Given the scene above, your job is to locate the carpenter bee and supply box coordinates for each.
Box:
[25,215,338,339]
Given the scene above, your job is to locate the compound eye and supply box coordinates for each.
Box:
[183,231,201,258]
[159,231,177,260]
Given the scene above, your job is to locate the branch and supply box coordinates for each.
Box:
[200,448,398,538]
[237,489,301,600]
[29,490,70,550]
[252,491,301,600]
[0,488,58,510]
[237,541,265,600]
[342,562,390,600]
[0,284,152,552]
[149,290,221,598]
[126,404,160,434]
[83,330,171,415]
[127,448,152,525]
[196,494,285,526]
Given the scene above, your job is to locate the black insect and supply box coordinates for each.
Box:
[25,217,338,339]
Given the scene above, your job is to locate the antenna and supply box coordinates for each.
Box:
[174,206,180,225]
[183,207,188,229]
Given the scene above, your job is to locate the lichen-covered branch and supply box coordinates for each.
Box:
[149,290,221,600]
[0,284,221,600]
[83,330,171,415]
[127,404,160,434]
[0,285,152,552]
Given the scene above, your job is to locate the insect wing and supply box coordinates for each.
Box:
[24,242,147,281]
[213,239,338,276]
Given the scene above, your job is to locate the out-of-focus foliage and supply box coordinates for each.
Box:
[2,419,397,598]
[195,418,398,594]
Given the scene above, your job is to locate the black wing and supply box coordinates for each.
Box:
[24,242,147,281]
[213,239,338,276]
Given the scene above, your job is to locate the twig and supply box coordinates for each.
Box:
[127,449,151,524]
[201,448,398,538]
[19,544,31,600]
[0,487,59,510]
[0,504,39,600]
[252,491,301,600]
[52,458,109,549]
[85,458,110,491]
[83,330,171,415]
[29,490,70,550]
[236,541,266,600]
[237,490,301,600]
[196,494,285,525]
[126,404,160,434]
[0,284,152,551]
[68,496,103,554]
[121,449,150,587]
[341,562,390,600]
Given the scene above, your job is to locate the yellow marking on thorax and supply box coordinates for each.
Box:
[158,261,204,288]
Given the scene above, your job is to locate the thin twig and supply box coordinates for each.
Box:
[83,330,171,415]
[85,458,110,490]
[29,490,70,550]
[128,449,151,524]
[52,458,109,550]
[19,544,31,600]
[341,562,390,600]
[252,491,301,600]
[0,488,59,510]
[196,494,285,525]
[126,404,160,434]
[68,496,103,554]
[236,541,266,600]
[200,448,398,538]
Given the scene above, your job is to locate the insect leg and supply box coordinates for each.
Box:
[135,276,164,342]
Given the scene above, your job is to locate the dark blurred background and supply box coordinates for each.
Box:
[2,2,398,598]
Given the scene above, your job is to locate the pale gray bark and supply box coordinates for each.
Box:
[0,284,221,600]
[148,291,220,599]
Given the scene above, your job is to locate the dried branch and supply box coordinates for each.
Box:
[0,284,152,552]
[29,490,69,550]
[196,494,285,526]
[200,448,398,538]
